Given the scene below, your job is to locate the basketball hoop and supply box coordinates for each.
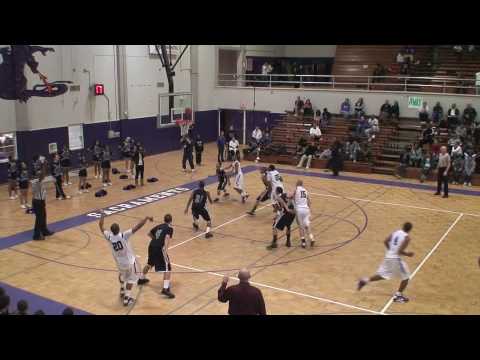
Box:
[176,119,192,137]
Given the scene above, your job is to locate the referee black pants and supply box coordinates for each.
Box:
[437,167,449,196]
[196,151,202,165]
[182,152,194,170]
[33,199,48,239]
[135,165,144,180]
[54,175,66,199]
[218,146,224,163]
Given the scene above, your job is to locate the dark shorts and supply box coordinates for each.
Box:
[93,155,100,162]
[257,189,271,202]
[217,178,227,191]
[192,207,211,222]
[60,159,71,168]
[101,160,111,169]
[274,212,295,231]
[19,180,29,190]
[122,151,131,159]
[147,246,171,272]
[79,169,87,178]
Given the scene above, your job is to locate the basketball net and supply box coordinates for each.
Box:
[176,119,192,136]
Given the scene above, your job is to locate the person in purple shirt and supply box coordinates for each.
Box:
[218,269,266,315]
[340,98,351,119]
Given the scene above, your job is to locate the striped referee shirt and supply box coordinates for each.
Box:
[31,178,47,200]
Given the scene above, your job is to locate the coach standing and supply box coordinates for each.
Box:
[435,146,451,198]
[32,165,55,240]
[218,269,266,315]
[133,144,146,187]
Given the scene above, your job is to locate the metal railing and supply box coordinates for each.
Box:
[218,73,480,95]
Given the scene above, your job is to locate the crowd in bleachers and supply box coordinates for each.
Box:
[0,286,75,315]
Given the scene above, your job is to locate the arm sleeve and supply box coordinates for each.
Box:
[218,283,230,303]
[123,229,133,240]
[257,290,267,315]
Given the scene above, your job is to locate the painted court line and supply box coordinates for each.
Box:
[169,203,270,250]
[310,192,480,218]
[380,213,464,314]
[173,263,382,315]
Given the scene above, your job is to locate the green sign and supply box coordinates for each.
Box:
[408,96,423,109]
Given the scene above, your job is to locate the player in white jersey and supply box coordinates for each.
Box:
[292,180,315,248]
[99,210,153,306]
[266,165,284,204]
[357,222,414,303]
[225,159,249,203]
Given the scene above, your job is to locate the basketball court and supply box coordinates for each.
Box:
[1,143,479,315]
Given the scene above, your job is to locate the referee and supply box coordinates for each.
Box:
[434,146,451,198]
[32,164,55,241]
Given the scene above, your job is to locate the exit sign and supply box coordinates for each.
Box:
[94,84,105,96]
[408,96,423,109]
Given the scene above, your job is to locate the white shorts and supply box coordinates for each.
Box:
[296,207,311,228]
[376,258,410,281]
[234,173,244,190]
[118,263,139,285]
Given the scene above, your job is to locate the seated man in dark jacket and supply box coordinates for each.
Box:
[462,104,477,127]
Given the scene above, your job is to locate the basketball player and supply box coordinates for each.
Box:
[92,140,103,179]
[213,162,230,202]
[266,165,284,205]
[142,214,175,299]
[267,187,296,249]
[77,150,89,194]
[225,158,249,203]
[292,180,315,248]
[99,211,153,306]
[184,181,214,238]
[357,222,414,303]
[7,156,18,200]
[247,167,271,215]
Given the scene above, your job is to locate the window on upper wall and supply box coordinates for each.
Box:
[0,132,16,163]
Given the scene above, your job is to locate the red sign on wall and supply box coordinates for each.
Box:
[94,84,105,96]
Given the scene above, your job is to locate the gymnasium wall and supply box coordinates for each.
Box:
[283,45,337,58]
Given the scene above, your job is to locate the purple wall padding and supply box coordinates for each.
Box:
[192,110,218,143]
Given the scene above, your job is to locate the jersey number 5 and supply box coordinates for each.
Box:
[113,241,124,252]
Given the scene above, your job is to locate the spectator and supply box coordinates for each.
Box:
[452,151,465,185]
[296,137,308,159]
[309,124,322,141]
[319,147,332,160]
[396,51,405,64]
[468,45,475,53]
[294,96,304,116]
[409,144,423,168]
[435,146,451,198]
[354,98,365,118]
[372,64,386,83]
[348,138,361,162]
[453,45,463,61]
[229,135,240,161]
[303,99,313,117]
[379,100,392,123]
[432,102,444,125]
[418,101,430,123]
[365,117,380,141]
[14,300,29,315]
[447,104,460,130]
[217,130,226,163]
[0,294,10,315]
[420,123,435,149]
[456,124,467,143]
[252,126,263,144]
[62,307,74,315]
[218,269,266,315]
[451,140,463,159]
[321,108,331,128]
[463,151,477,186]
[314,109,321,127]
[420,153,432,183]
[329,140,344,176]
[356,116,368,137]
[474,115,480,146]
[462,104,477,127]
[297,141,318,170]
[395,146,411,179]
[340,98,351,119]
[391,100,400,122]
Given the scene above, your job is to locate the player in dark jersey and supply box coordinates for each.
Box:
[213,162,230,202]
[185,181,214,238]
[142,214,175,299]
[247,167,271,216]
[267,187,296,249]
[77,151,89,194]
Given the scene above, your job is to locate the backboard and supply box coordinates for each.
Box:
[158,92,193,127]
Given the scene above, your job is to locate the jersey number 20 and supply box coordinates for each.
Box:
[113,241,124,252]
